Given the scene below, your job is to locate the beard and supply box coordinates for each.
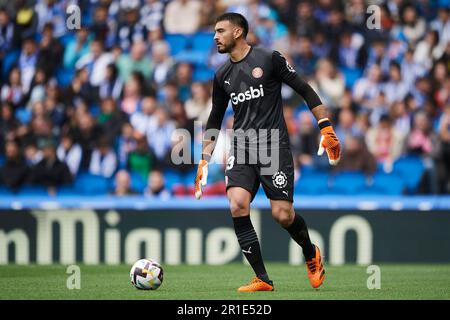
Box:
[217,40,235,54]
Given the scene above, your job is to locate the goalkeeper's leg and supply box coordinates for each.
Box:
[271,200,325,288]
[227,187,274,292]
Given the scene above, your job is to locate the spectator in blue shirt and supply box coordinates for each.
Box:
[63,27,91,70]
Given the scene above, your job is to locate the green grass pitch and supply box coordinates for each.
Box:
[0,263,449,300]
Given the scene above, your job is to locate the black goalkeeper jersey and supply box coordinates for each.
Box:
[205,46,322,151]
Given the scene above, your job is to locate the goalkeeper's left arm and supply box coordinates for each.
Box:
[272,51,341,165]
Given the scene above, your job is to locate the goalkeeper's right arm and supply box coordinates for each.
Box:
[195,75,229,199]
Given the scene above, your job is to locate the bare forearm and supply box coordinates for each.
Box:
[201,139,216,162]
[311,104,331,123]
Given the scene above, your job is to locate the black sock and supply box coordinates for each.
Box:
[233,216,270,283]
[284,214,315,260]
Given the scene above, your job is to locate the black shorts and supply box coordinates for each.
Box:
[225,148,294,202]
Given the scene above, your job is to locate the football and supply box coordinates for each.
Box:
[130,259,164,290]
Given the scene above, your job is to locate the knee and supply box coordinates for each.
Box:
[272,207,294,228]
[230,200,250,217]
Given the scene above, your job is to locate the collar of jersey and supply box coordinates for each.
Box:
[230,46,253,64]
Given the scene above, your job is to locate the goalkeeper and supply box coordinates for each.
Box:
[195,13,341,292]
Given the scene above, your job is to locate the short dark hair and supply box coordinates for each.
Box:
[379,114,391,124]
[216,12,249,38]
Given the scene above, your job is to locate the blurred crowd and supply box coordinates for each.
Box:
[0,0,449,196]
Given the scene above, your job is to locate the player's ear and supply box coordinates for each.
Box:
[233,27,243,39]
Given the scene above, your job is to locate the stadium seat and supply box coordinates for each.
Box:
[393,156,425,193]
[339,66,363,88]
[15,108,32,125]
[0,186,13,196]
[56,186,78,196]
[2,49,19,78]
[363,172,405,195]
[185,185,195,197]
[202,181,226,196]
[168,32,215,66]
[129,171,147,193]
[58,33,76,47]
[89,104,100,118]
[294,174,330,195]
[300,169,328,179]
[56,68,75,87]
[17,186,49,196]
[163,170,184,190]
[183,170,197,186]
[299,165,315,176]
[165,33,189,55]
[191,32,215,52]
[172,184,187,196]
[193,66,215,82]
[174,50,208,65]
[331,171,367,194]
[74,173,109,195]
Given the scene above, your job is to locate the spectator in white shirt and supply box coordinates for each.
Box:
[395,4,426,46]
[1,67,24,108]
[17,37,38,93]
[98,63,123,100]
[353,64,384,110]
[146,108,176,160]
[140,0,165,32]
[57,133,82,176]
[26,68,47,109]
[228,0,272,27]
[89,136,117,178]
[414,30,444,70]
[150,40,175,89]
[117,122,136,169]
[34,0,66,38]
[184,81,212,122]
[75,39,114,87]
[115,7,147,52]
[24,142,43,167]
[311,58,345,109]
[383,61,410,105]
[401,48,427,90]
[0,7,15,54]
[390,100,411,136]
[430,7,450,52]
[130,96,158,134]
[164,0,202,34]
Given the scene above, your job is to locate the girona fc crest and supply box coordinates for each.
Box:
[252,67,263,78]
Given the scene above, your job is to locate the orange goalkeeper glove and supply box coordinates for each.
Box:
[194,159,208,199]
[317,118,341,166]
